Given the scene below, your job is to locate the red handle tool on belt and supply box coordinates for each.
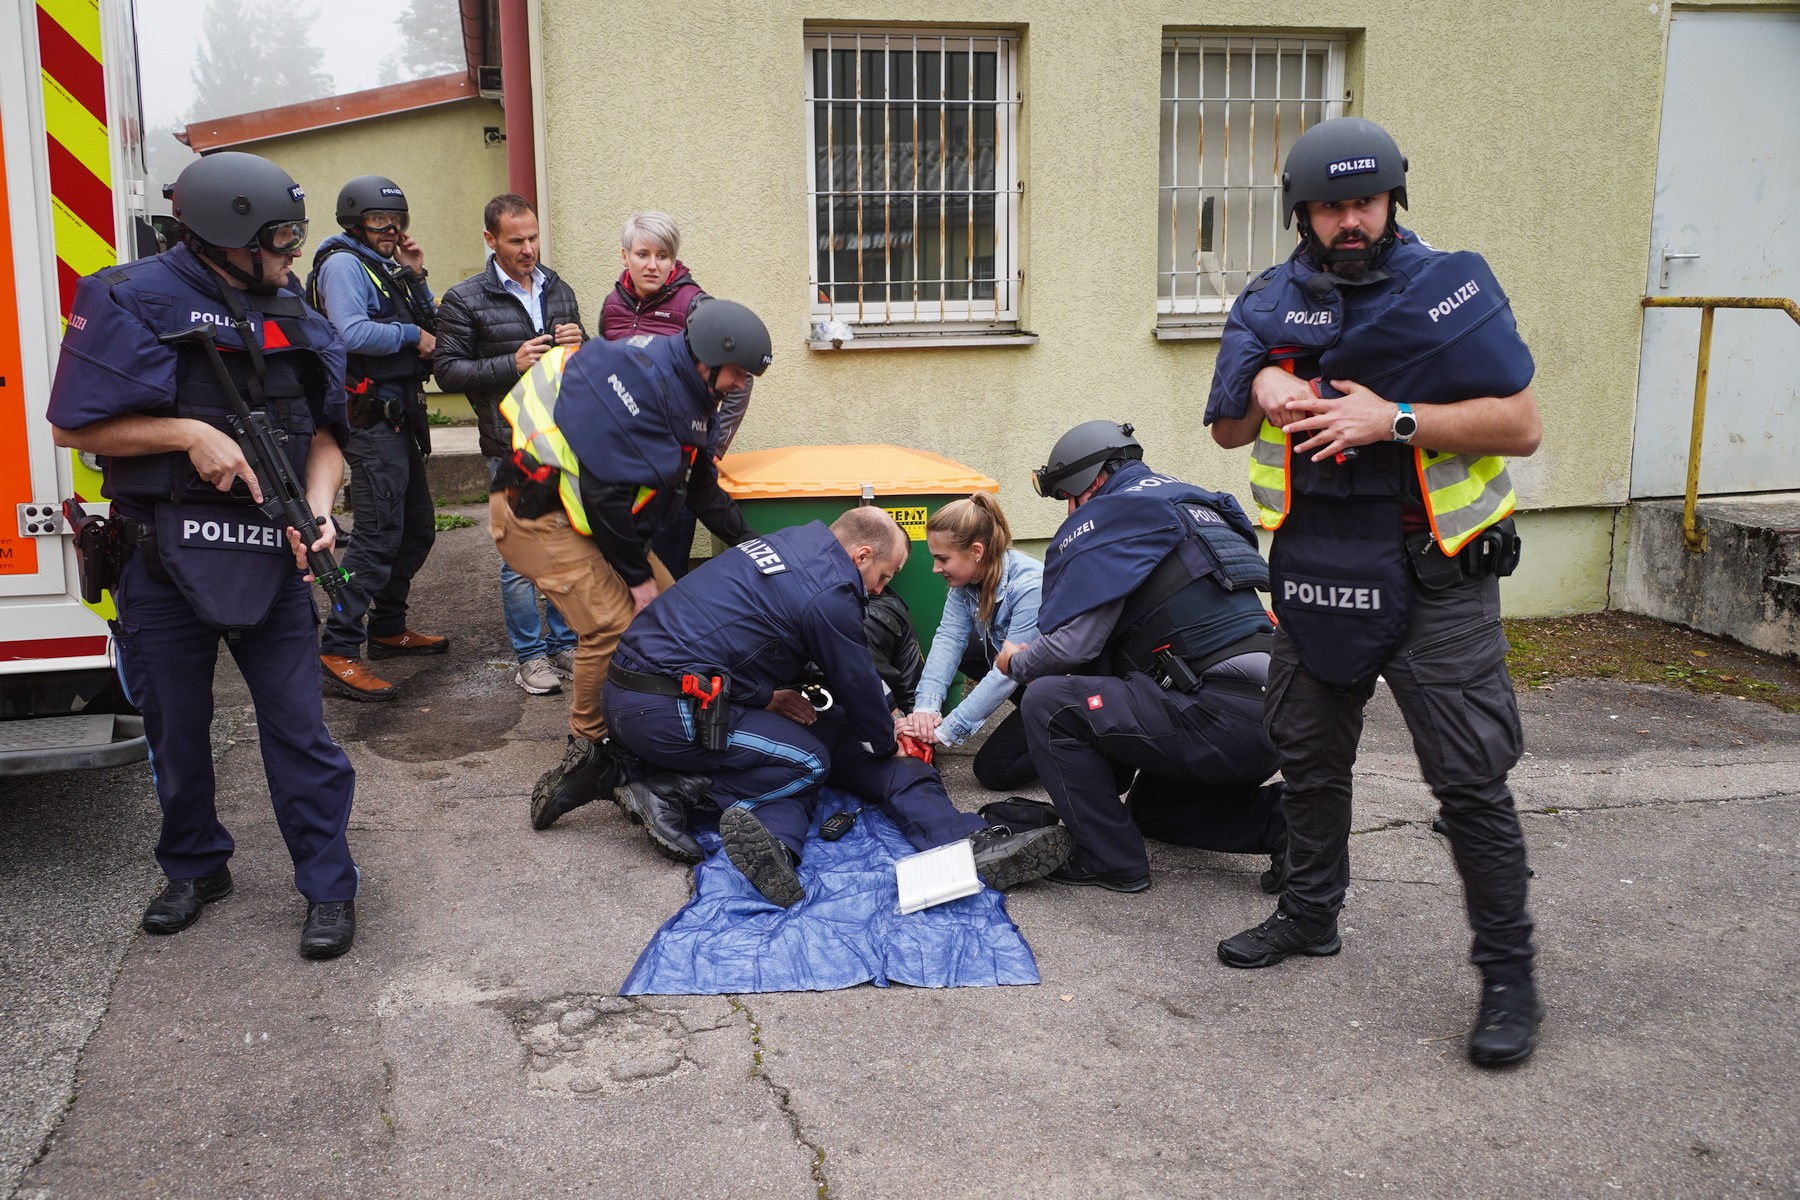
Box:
[681,674,724,708]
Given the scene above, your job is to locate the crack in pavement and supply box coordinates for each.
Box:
[728,996,829,1200]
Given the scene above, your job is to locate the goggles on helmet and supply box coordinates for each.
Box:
[358,209,410,235]
[255,218,309,255]
[1032,444,1138,501]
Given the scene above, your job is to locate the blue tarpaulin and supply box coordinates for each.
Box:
[620,789,1040,995]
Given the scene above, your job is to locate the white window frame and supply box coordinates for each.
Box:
[804,28,1025,346]
[1157,33,1347,338]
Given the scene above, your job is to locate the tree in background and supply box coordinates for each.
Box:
[188,0,333,120]
[377,0,467,86]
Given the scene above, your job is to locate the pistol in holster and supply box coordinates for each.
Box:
[682,672,731,750]
[61,499,139,604]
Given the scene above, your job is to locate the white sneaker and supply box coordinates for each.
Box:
[515,657,561,695]
[548,648,576,678]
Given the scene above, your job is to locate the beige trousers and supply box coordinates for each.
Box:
[489,493,672,742]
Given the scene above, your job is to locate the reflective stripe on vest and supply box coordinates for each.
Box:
[498,345,590,535]
[1416,449,1515,555]
[1246,420,1513,554]
[1249,419,1292,529]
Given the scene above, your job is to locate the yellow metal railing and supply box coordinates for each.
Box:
[1639,295,1800,552]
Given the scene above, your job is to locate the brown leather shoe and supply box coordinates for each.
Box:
[321,654,397,701]
[367,629,450,658]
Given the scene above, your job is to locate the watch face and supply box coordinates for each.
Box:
[1395,412,1418,439]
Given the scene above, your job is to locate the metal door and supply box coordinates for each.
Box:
[1631,9,1800,498]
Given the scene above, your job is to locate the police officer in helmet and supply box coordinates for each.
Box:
[1205,116,1545,1065]
[310,173,446,701]
[49,151,361,958]
[491,297,773,840]
[997,421,1287,894]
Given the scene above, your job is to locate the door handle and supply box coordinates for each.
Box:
[1660,247,1700,288]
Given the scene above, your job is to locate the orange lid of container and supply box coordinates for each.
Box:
[717,445,998,499]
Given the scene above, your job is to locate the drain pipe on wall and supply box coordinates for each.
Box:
[499,0,536,208]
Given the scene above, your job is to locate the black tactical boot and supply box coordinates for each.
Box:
[969,823,1073,891]
[1217,907,1342,969]
[616,776,707,864]
[1467,977,1546,1067]
[530,737,622,831]
[141,866,234,935]
[299,899,356,960]
[719,805,804,908]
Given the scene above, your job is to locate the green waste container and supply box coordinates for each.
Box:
[716,445,999,653]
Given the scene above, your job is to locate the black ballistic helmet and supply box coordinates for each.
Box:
[336,174,410,228]
[1033,420,1143,501]
[685,298,773,376]
[168,151,307,248]
[1280,117,1409,229]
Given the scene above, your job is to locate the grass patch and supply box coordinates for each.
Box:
[1503,610,1800,713]
[435,493,489,508]
[433,512,478,532]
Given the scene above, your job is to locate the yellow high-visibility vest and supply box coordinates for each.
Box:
[1249,420,1515,555]
[498,345,589,534]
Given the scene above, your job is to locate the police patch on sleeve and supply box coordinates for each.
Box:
[626,334,655,348]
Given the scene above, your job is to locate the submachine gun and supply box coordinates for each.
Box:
[155,321,352,611]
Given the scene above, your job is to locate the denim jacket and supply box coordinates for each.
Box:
[914,548,1043,745]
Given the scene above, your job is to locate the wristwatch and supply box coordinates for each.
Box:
[1391,402,1418,445]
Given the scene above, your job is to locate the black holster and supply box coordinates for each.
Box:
[686,674,731,751]
[1405,517,1522,593]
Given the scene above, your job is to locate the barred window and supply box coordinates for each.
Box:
[805,30,1022,336]
[1158,35,1346,331]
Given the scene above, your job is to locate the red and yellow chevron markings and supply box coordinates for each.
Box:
[36,0,116,325]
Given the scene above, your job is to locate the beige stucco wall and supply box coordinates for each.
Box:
[241,99,510,304]
[533,0,1774,614]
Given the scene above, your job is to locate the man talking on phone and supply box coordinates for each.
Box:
[434,193,589,696]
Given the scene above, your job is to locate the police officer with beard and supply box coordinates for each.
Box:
[999,422,1287,895]
[1205,117,1544,1066]
[49,152,360,959]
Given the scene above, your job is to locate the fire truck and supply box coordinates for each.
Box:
[1,1,158,773]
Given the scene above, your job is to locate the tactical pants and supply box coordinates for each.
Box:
[604,681,985,857]
[1267,574,1535,981]
[492,496,673,742]
[112,554,358,902]
[1022,670,1282,883]
[321,420,435,656]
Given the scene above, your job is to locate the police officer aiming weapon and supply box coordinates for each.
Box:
[156,320,352,610]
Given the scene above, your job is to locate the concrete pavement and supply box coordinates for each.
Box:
[4,507,1797,1198]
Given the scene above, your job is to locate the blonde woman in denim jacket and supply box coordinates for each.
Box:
[899,494,1042,790]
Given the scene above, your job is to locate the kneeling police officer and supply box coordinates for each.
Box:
[50,152,361,959]
[1000,421,1286,894]
[491,298,771,830]
[604,508,1070,907]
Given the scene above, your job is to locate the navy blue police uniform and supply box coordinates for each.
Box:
[1013,460,1283,888]
[1205,226,1538,981]
[47,243,358,902]
[310,232,438,666]
[603,522,984,857]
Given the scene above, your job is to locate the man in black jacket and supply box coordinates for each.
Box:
[435,194,588,696]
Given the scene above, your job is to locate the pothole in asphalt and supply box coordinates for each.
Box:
[504,994,693,1097]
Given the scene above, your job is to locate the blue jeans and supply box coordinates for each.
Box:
[501,558,575,662]
[489,457,575,662]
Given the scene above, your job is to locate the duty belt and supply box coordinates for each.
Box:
[607,661,728,708]
[607,661,687,696]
